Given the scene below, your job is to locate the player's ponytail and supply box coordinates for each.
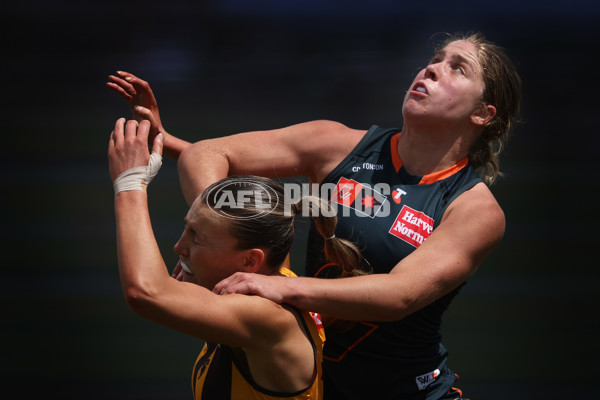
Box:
[293,196,367,279]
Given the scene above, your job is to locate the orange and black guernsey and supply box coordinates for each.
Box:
[306,125,482,400]
[191,308,325,400]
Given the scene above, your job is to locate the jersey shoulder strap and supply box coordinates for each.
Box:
[323,125,400,184]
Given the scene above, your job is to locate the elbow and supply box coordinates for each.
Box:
[177,141,199,171]
[123,283,160,316]
[178,140,212,172]
[177,140,230,205]
[378,284,435,321]
[385,297,416,321]
[363,293,416,322]
[370,307,412,322]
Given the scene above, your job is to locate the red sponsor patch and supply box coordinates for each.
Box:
[389,206,434,247]
[332,177,364,207]
[310,312,324,329]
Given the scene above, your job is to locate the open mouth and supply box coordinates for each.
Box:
[412,82,428,94]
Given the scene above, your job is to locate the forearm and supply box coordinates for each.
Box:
[285,274,422,322]
[114,191,171,304]
[161,130,191,161]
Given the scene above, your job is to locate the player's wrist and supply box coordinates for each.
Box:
[113,151,162,197]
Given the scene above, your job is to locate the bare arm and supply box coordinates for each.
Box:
[214,182,505,321]
[177,120,365,205]
[109,119,298,348]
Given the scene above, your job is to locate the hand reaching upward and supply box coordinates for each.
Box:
[107,71,165,143]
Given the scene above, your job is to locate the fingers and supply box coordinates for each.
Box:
[116,70,135,79]
[117,71,152,93]
[172,260,183,280]
[213,272,249,294]
[112,117,127,147]
[108,118,127,181]
[116,70,143,84]
[113,118,145,144]
[112,118,154,150]
[108,119,121,154]
[124,119,140,142]
[152,132,164,157]
[133,120,151,146]
[134,105,154,121]
[113,71,152,95]
[106,76,135,100]
[108,71,162,134]
[133,105,160,138]
[174,270,184,281]
[212,274,234,294]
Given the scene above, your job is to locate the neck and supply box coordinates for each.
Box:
[397,122,475,176]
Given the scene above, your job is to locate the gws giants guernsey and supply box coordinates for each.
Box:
[305,125,483,400]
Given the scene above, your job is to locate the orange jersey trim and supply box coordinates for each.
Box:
[390,132,403,172]
[390,132,469,184]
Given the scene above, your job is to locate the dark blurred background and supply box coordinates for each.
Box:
[3,1,599,399]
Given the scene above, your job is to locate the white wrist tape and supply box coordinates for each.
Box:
[113,152,162,196]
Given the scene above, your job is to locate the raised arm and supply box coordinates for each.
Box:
[177,120,365,205]
[214,182,505,321]
[108,119,301,348]
[107,71,191,160]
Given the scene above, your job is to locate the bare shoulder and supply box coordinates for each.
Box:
[457,182,503,211]
[232,293,303,345]
[442,182,505,243]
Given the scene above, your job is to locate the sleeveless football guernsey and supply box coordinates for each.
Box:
[191,266,325,399]
[191,309,324,400]
[305,125,483,400]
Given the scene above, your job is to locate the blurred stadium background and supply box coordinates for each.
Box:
[3,1,599,398]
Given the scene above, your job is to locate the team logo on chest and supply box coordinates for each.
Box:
[331,177,388,218]
[389,206,434,247]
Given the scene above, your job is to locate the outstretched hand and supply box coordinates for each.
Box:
[107,71,164,143]
[108,118,164,182]
[212,272,288,304]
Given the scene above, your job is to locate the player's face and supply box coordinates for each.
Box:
[174,204,246,290]
[402,40,486,127]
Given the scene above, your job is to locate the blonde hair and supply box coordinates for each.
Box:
[436,32,522,185]
[293,195,366,278]
[199,176,364,276]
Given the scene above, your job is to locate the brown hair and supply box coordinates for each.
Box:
[199,176,363,277]
[436,32,522,185]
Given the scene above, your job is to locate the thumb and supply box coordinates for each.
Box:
[151,132,164,156]
[134,106,155,123]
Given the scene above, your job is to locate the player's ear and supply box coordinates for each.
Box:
[241,249,265,273]
[470,104,496,126]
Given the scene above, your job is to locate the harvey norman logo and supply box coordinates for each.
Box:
[389,205,434,247]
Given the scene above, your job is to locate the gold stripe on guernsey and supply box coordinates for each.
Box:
[390,132,469,184]
[192,266,325,399]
